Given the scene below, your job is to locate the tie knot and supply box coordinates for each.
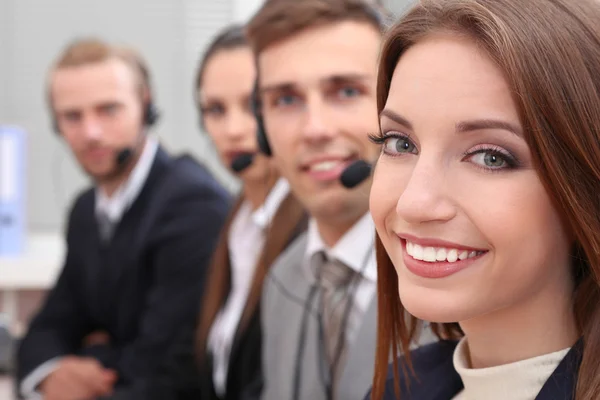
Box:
[316,251,354,289]
[96,211,114,241]
[97,210,110,223]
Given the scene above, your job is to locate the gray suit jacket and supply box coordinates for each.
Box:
[260,232,373,400]
[260,233,438,400]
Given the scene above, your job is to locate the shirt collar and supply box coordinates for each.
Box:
[251,178,290,229]
[453,337,572,399]
[95,136,159,223]
[305,212,377,282]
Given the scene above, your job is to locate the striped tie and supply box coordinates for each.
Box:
[316,251,355,394]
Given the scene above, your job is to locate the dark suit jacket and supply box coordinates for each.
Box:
[365,339,582,400]
[16,147,231,399]
[146,191,308,400]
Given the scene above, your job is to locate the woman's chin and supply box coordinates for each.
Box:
[405,305,460,324]
[399,288,472,324]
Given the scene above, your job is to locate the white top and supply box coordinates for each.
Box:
[304,212,377,344]
[94,136,158,223]
[20,136,159,400]
[208,178,290,396]
[452,338,571,400]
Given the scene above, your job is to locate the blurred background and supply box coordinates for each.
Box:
[1,0,411,233]
[0,0,412,398]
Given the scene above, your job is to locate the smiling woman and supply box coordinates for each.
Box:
[365,0,600,400]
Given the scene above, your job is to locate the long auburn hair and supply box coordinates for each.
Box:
[371,1,600,399]
[195,189,306,364]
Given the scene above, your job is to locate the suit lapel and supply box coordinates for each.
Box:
[421,360,463,400]
[262,234,326,399]
[195,196,243,377]
[400,338,582,400]
[404,342,462,400]
[80,192,110,322]
[535,339,582,400]
[381,337,581,400]
[109,147,171,289]
[228,194,307,370]
[337,295,378,399]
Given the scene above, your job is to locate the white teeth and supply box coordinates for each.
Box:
[423,247,437,262]
[436,248,447,261]
[405,241,482,263]
[412,244,424,260]
[310,161,339,172]
[447,249,458,263]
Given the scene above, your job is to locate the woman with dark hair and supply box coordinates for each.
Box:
[148,24,307,400]
[364,0,600,399]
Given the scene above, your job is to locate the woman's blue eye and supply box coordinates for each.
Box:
[463,144,519,171]
[469,151,509,169]
[383,136,417,155]
[369,133,417,156]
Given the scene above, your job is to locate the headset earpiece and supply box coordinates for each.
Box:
[143,102,160,127]
[256,114,272,157]
[252,83,272,157]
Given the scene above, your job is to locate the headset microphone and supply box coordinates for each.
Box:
[340,159,372,189]
[230,153,255,173]
[116,147,134,167]
[114,127,146,170]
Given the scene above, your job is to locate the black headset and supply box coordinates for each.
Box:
[252,80,273,156]
[50,67,161,171]
[51,47,160,136]
[252,1,390,158]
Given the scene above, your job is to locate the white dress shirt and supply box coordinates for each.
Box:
[304,212,377,345]
[20,136,159,400]
[208,178,290,396]
[95,137,159,227]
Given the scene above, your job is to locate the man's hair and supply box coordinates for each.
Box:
[246,0,388,56]
[49,38,154,101]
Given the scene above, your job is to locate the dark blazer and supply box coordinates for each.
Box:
[366,339,583,400]
[16,147,231,399]
[147,191,308,400]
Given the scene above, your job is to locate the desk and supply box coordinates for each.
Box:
[0,233,65,334]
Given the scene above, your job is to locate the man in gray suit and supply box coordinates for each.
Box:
[246,1,435,399]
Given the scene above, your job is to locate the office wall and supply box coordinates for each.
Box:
[385,0,415,14]
[0,0,414,233]
[1,0,244,232]
[233,0,266,23]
